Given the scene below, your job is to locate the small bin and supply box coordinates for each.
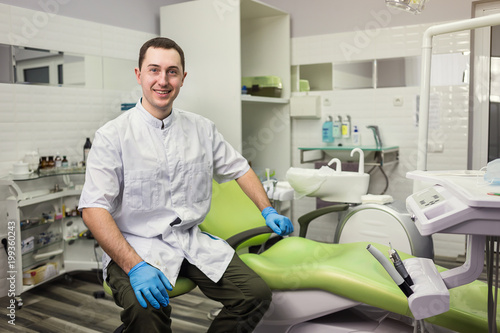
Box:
[242,76,282,98]
[23,262,59,285]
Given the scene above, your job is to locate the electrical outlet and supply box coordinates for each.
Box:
[393,97,404,106]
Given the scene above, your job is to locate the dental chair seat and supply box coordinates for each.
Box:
[240,238,498,333]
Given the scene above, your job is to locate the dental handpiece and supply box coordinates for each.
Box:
[389,244,413,286]
[367,244,413,297]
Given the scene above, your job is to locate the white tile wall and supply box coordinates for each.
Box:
[290,22,470,257]
[0,4,155,175]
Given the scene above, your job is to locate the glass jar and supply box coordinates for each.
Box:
[39,156,48,169]
[47,156,55,169]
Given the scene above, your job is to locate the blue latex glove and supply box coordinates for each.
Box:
[262,207,294,236]
[128,261,173,309]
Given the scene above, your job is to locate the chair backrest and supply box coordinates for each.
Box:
[199,180,271,250]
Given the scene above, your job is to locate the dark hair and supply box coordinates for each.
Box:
[138,37,185,72]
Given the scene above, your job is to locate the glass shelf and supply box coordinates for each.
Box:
[298,145,399,166]
[4,168,86,182]
[22,238,63,257]
[299,145,399,152]
[21,219,60,232]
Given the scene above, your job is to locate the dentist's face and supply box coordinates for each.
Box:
[135,47,187,119]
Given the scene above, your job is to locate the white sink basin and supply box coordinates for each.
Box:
[286,148,370,204]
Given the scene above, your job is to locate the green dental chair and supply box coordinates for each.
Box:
[105,180,499,333]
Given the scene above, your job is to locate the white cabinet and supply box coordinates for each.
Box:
[0,174,101,307]
[160,0,291,179]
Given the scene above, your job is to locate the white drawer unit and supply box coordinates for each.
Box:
[0,173,102,308]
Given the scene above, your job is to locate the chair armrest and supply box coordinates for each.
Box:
[226,226,273,249]
[297,204,349,238]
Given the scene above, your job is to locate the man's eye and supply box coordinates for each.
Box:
[168,70,178,75]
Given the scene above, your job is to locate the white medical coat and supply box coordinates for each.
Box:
[78,101,250,285]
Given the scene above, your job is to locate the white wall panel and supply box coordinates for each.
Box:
[0,4,11,44]
[9,6,102,56]
[0,4,151,176]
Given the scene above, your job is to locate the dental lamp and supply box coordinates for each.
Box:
[385,0,427,14]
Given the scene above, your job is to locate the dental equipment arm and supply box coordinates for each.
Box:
[389,243,413,286]
[367,244,413,297]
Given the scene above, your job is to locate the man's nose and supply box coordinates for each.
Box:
[158,72,168,85]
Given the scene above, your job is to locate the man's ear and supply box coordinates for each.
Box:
[181,71,187,86]
[135,67,141,84]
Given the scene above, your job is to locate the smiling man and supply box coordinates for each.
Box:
[135,44,186,120]
[78,37,293,333]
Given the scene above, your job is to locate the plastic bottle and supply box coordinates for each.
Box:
[322,116,334,143]
[55,153,62,168]
[332,116,342,139]
[352,126,361,146]
[83,137,92,165]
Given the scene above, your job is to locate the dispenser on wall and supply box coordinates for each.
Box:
[322,116,334,143]
[342,115,351,138]
[332,116,342,139]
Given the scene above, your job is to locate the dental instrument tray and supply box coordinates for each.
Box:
[241,76,282,98]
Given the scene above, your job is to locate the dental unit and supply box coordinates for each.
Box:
[273,13,500,333]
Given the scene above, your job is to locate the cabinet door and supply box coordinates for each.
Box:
[0,199,21,298]
[160,0,242,150]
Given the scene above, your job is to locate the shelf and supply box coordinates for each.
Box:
[22,269,66,292]
[241,95,288,104]
[299,146,399,166]
[3,168,85,182]
[22,240,63,258]
[21,219,60,231]
[17,189,82,207]
[299,145,399,152]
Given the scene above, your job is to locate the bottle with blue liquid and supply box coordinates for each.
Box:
[322,116,334,144]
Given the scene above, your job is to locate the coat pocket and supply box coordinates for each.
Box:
[124,169,160,211]
[189,162,212,203]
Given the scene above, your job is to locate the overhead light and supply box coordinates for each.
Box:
[385,0,427,14]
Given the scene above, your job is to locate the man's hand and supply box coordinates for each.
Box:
[128,261,173,309]
[262,207,294,236]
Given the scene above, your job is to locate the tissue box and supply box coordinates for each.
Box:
[242,76,282,97]
[23,262,58,285]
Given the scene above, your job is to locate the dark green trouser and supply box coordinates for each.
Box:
[107,253,272,333]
